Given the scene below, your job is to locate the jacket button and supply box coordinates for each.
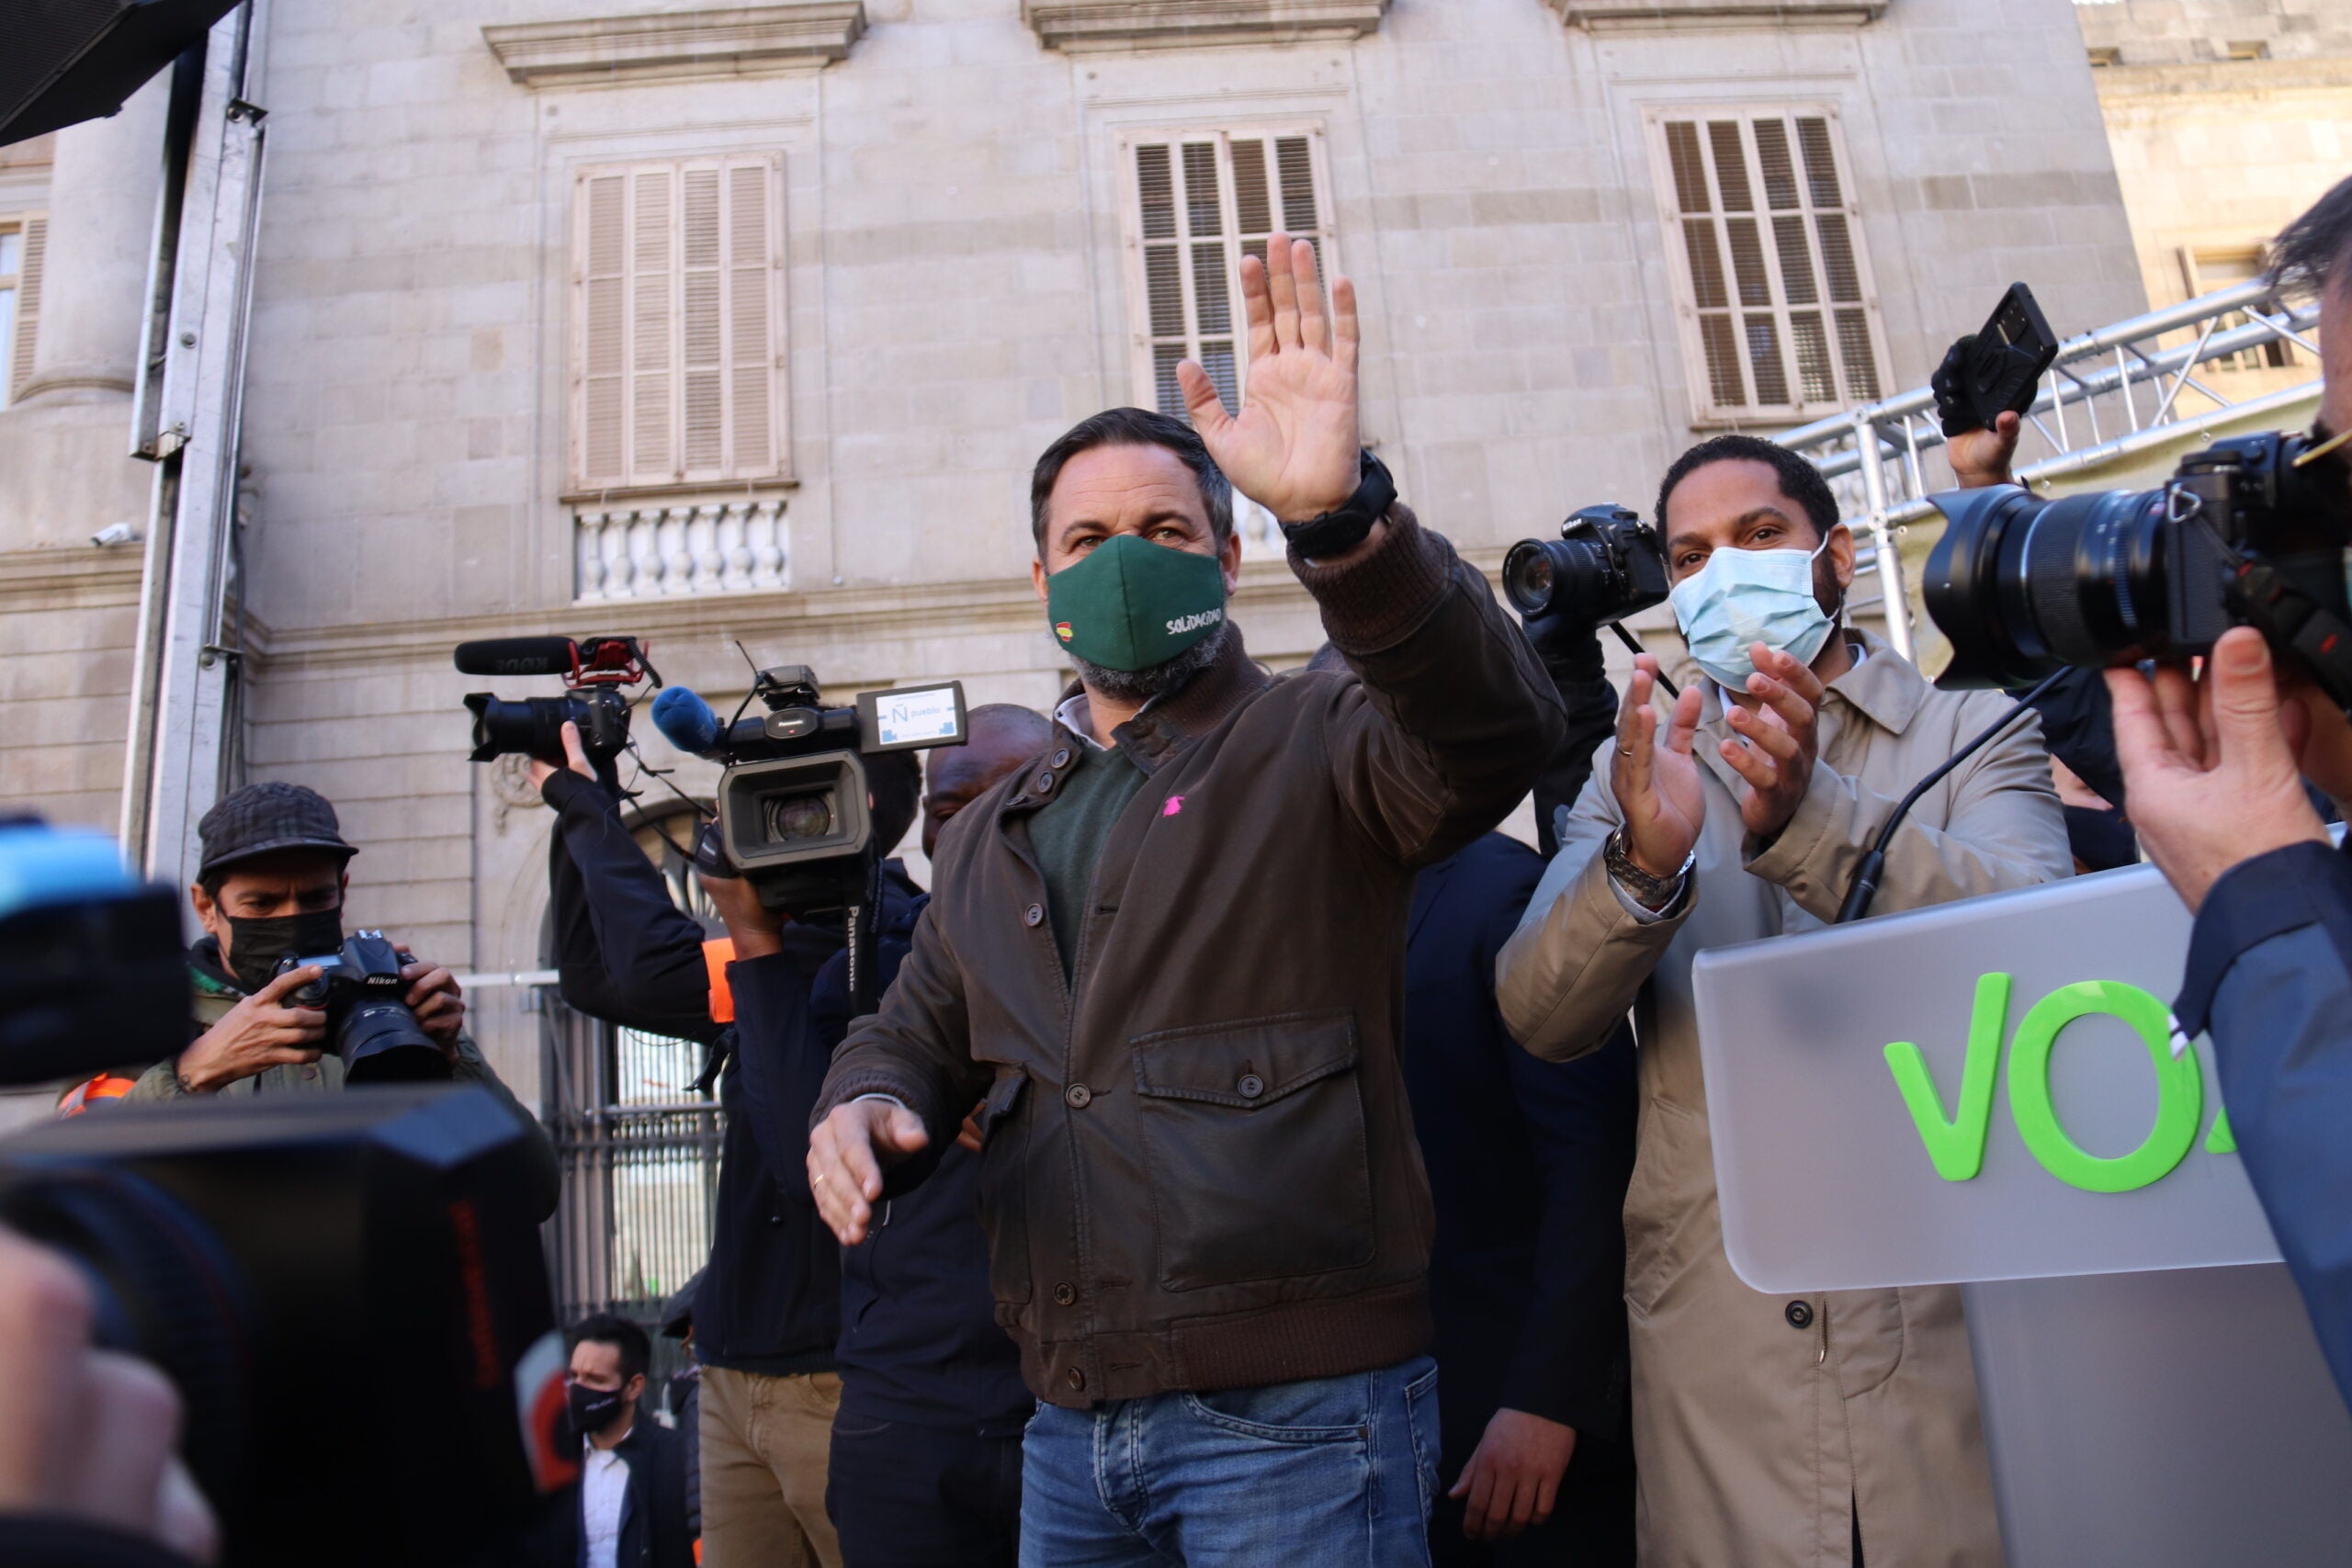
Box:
[1051,749,1071,768]
[1035,771,1056,793]
[1236,1073,1264,1099]
[1785,1300,1815,1330]
[1024,903,1045,927]
[1067,1367,1086,1392]
[1065,1083,1092,1109]
[1053,1281,1078,1306]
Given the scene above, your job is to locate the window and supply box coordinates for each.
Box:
[570,155,786,495]
[2179,243,2300,371]
[2225,39,2269,62]
[2086,45,2122,67]
[1117,128,1334,420]
[2,216,45,410]
[1648,108,1885,423]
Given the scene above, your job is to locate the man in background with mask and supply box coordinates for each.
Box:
[548,1314,694,1568]
[1495,434,2069,1568]
[126,784,558,1213]
[807,236,1563,1562]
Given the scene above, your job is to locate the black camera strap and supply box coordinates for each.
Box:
[2227,556,2352,718]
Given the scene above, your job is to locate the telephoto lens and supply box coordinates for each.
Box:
[1920,484,2193,688]
[1501,505,1672,626]
[464,688,630,765]
[1919,431,2351,689]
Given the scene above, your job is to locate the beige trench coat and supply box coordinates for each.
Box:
[1498,630,2070,1568]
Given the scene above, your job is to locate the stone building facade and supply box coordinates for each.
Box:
[2076,0,2352,312]
[0,0,2146,1106]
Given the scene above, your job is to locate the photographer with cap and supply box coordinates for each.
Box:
[124,783,558,1214]
[806,235,1564,1562]
[1495,434,2069,1568]
[2099,175,2352,1413]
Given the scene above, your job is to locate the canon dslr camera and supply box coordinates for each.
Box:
[275,930,449,1083]
[1923,428,2352,709]
[1502,503,1671,626]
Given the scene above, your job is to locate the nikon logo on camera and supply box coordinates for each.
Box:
[1884,973,2236,1195]
[1164,609,1223,637]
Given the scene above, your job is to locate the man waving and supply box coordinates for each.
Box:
[806,236,1564,1566]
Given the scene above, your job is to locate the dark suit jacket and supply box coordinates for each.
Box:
[541,1414,694,1568]
[1403,832,1638,1451]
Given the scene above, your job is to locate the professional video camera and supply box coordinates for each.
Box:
[0,819,572,1568]
[455,634,661,765]
[651,663,968,915]
[1921,428,2352,710]
[273,931,449,1085]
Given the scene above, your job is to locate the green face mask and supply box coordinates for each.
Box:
[1046,535,1228,671]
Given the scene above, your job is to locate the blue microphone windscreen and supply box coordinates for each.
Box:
[651,686,721,754]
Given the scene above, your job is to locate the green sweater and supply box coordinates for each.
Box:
[1026,742,1148,977]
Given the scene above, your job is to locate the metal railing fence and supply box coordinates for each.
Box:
[1776,279,2324,660]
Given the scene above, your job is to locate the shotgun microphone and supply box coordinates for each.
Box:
[452,637,581,679]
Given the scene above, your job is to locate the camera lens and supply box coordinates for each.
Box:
[763,788,839,845]
[1922,484,2175,687]
[338,1002,451,1084]
[1502,541,1559,615]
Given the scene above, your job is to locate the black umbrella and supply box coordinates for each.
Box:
[3,0,243,146]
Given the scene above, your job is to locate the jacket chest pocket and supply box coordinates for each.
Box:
[976,1070,1034,1307]
[1130,1010,1376,1292]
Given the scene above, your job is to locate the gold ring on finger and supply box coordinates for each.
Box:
[812,1173,829,1187]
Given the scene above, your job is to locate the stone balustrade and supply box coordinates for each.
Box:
[574,497,789,602]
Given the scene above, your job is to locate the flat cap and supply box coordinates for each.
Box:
[197,783,357,879]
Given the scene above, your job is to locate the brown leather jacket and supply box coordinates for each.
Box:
[815,508,1565,1407]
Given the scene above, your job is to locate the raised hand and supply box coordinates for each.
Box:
[1949,409,2022,490]
[1721,642,1825,840]
[1611,655,1706,884]
[1176,233,1362,523]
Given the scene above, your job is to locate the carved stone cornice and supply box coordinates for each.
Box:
[1551,0,1883,31]
[481,3,866,88]
[0,547,144,612]
[1023,0,1387,53]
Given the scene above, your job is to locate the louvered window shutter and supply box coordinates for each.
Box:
[1125,130,1331,421]
[7,217,48,405]
[572,157,784,491]
[1656,110,1883,422]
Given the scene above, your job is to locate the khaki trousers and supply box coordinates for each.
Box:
[700,1366,843,1568]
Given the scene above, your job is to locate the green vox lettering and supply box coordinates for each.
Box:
[1883,974,2229,1193]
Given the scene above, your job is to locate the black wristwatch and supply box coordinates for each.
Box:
[1280,449,1396,558]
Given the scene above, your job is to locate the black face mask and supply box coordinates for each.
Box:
[567,1382,627,1440]
[222,908,345,996]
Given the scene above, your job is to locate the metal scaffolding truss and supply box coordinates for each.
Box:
[1775,279,2324,660]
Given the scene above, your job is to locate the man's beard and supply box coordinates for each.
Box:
[1069,616,1232,705]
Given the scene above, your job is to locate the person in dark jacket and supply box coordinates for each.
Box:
[547,1314,694,1568]
[808,238,1565,1562]
[657,1277,702,1542]
[534,729,919,1568]
[1406,833,1638,1564]
[705,705,1048,1568]
[1316,618,1636,1563]
[2103,172,2352,1413]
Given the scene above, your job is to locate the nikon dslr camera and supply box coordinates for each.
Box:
[276,931,449,1083]
[1924,428,2352,709]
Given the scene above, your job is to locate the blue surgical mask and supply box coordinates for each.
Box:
[1668,536,1838,691]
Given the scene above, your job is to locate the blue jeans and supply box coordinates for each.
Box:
[1018,1356,1441,1567]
